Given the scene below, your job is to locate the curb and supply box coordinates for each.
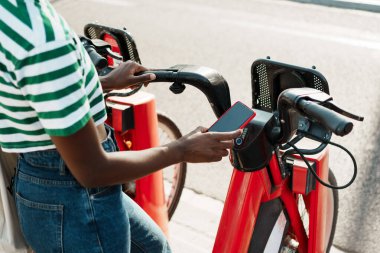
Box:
[288,0,380,13]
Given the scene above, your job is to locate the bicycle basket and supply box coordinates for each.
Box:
[251,59,329,112]
[84,23,141,64]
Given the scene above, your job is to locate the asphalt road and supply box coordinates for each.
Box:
[54,0,379,252]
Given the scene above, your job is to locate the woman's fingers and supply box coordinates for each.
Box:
[130,73,156,86]
[208,129,242,141]
[218,140,235,149]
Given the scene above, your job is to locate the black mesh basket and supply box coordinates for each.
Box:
[84,23,141,63]
[251,59,329,112]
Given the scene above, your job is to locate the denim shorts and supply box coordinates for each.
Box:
[14,124,171,253]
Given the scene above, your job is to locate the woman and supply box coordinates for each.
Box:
[0,0,240,252]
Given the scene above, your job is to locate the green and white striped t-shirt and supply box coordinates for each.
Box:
[0,0,107,153]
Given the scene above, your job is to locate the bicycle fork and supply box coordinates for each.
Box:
[213,148,331,253]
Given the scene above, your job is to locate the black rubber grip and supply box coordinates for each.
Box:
[140,70,178,82]
[86,46,108,69]
[297,99,353,136]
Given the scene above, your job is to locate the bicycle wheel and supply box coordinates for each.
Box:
[157,112,187,220]
[325,170,339,252]
[283,170,339,253]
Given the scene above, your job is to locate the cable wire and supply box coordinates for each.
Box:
[285,139,357,190]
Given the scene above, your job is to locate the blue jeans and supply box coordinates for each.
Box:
[14,125,171,253]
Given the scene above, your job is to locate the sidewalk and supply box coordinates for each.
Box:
[289,0,380,12]
[168,187,346,253]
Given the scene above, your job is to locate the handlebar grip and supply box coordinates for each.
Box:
[141,70,178,82]
[297,99,353,136]
[86,46,108,69]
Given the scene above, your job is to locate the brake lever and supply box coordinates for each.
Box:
[322,101,364,121]
[293,88,364,122]
[105,48,123,61]
[88,38,123,61]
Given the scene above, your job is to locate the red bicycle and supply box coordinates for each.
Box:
[83,24,363,252]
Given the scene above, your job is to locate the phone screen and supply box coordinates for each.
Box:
[208,101,255,132]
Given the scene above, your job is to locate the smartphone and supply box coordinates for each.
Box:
[208,101,255,132]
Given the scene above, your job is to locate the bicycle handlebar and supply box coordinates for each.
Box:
[297,99,353,136]
[141,70,177,82]
[81,37,231,117]
[81,36,362,140]
[277,87,362,143]
[80,36,108,69]
[139,65,232,118]
[87,46,108,69]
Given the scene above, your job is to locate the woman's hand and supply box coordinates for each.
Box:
[51,121,242,187]
[169,127,242,163]
[99,60,156,91]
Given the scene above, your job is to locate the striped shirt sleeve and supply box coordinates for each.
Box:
[13,38,92,136]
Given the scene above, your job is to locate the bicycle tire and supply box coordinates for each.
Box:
[282,170,339,252]
[157,112,187,220]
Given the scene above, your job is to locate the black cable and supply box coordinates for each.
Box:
[282,142,327,157]
[285,140,357,190]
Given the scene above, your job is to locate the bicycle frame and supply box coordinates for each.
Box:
[213,124,331,253]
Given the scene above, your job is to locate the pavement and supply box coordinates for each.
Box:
[168,186,346,253]
[289,0,380,12]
